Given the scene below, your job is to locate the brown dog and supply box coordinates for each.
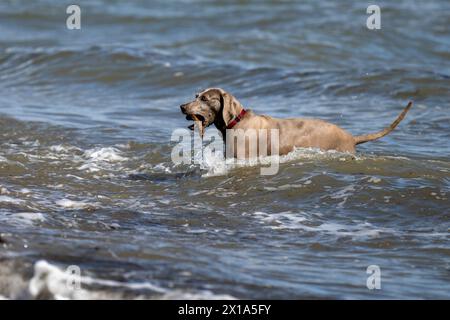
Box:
[180,88,412,157]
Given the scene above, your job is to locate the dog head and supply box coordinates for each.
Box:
[180,88,244,134]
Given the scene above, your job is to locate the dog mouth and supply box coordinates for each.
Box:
[186,114,206,137]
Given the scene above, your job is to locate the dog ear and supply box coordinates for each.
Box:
[220,91,241,127]
[220,92,233,126]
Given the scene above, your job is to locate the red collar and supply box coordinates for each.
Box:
[226,109,247,129]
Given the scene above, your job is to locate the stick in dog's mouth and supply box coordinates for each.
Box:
[187,114,205,138]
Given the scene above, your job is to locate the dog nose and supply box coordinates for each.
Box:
[180,104,186,112]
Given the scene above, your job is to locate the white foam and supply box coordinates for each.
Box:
[367,176,382,183]
[160,290,235,300]
[77,162,101,172]
[200,147,356,177]
[49,144,80,153]
[152,163,173,173]
[264,183,305,191]
[28,260,235,300]
[0,195,24,205]
[14,212,45,222]
[249,211,388,239]
[0,186,11,195]
[55,199,93,210]
[328,184,357,208]
[29,260,167,299]
[77,147,128,173]
[84,147,127,162]
[201,150,228,177]
[0,210,45,227]
[20,188,31,194]
[66,174,84,180]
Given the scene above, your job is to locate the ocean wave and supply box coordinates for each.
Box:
[248,211,387,239]
[55,199,97,210]
[1,257,237,300]
[247,210,449,240]
[83,146,127,163]
[199,146,360,177]
[25,260,236,300]
[1,212,46,227]
[0,195,25,205]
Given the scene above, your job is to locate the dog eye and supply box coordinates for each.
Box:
[201,96,208,101]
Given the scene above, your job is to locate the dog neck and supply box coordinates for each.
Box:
[215,108,250,142]
[226,109,247,129]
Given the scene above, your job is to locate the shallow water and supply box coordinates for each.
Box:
[0,0,449,299]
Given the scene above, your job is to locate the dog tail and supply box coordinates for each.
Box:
[354,101,413,145]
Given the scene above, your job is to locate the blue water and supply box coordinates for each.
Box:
[0,0,449,299]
